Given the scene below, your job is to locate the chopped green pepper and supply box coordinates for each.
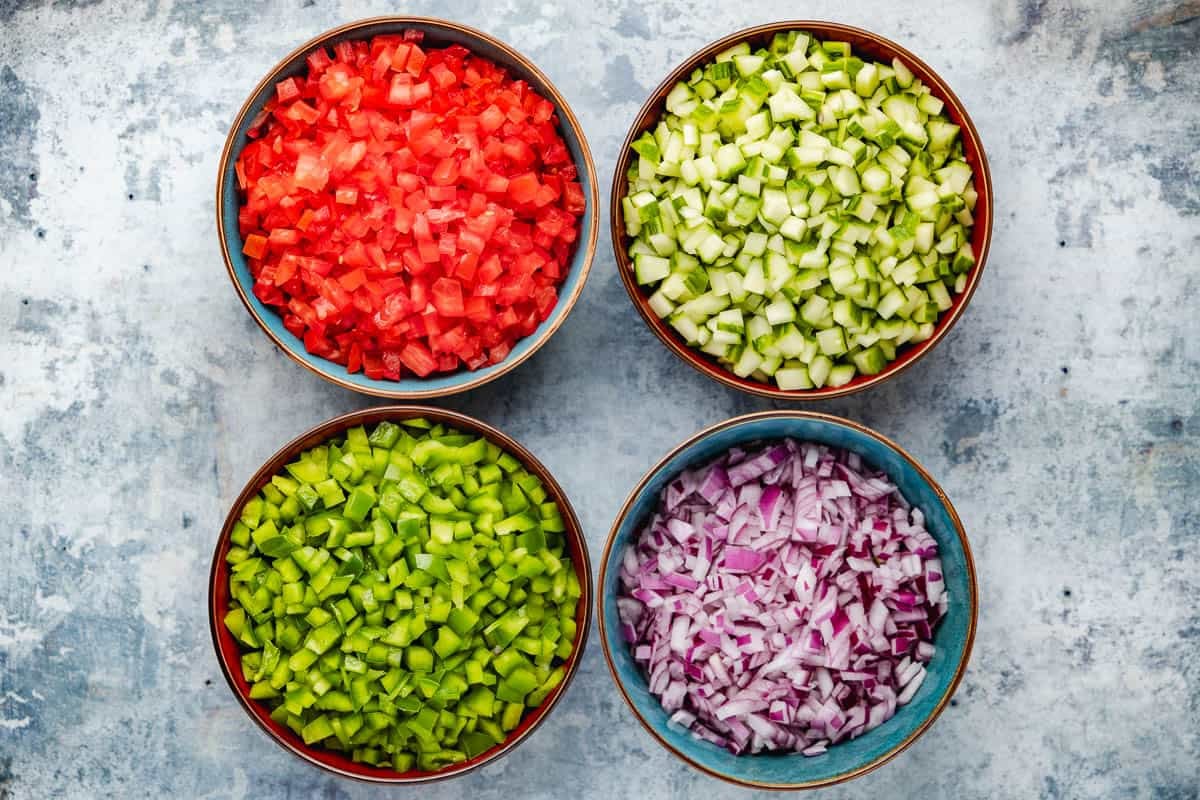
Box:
[224,419,579,772]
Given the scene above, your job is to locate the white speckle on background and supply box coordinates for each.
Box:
[1141,60,1166,92]
[34,590,72,614]
[134,547,197,632]
[0,613,43,651]
[214,23,236,52]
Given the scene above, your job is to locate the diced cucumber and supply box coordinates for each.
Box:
[621,30,975,391]
[774,363,814,390]
[634,254,671,285]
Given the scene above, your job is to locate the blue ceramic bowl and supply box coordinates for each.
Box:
[598,411,977,789]
[216,17,598,399]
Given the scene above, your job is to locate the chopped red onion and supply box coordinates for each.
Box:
[618,440,947,756]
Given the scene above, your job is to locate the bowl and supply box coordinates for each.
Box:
[598,410,977,789]
[208,405,593,783]
[610,21,993,400]
[217,17,599,399]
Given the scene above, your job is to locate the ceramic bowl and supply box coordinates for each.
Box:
[209,405,592,783]
[598,410,977,789]
[611,21,993,400]
[217,17,598,398]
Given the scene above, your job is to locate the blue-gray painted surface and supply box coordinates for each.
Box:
[1,1,1197,798]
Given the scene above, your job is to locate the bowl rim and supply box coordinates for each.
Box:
[216,15,600,399]
[609,20,994,400]
[208,404,594,783]
[596,409,978,789]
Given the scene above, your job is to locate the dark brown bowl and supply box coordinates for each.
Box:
[208,406,593,783]
[217,17,599,399]
[611,21,993,400]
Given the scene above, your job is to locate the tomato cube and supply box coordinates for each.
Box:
[431,277,465,317]
[508,173,540,204]
[276,77,302,103]
[399,341,437,377]
[242,234,268,259]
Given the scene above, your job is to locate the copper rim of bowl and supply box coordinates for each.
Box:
[208,405,594,783]
[610,21,994,400]
[597,409,978,789]
[216,16,600,399]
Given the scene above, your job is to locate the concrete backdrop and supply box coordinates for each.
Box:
[1,0,1197,797]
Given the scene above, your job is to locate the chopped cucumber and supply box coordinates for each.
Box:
[622,30,975,390]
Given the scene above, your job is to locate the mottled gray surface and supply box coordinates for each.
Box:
[1,0,1197,797]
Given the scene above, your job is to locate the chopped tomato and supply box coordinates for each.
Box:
[507,173,540,204]
[242,234,268,259]
[399,341,436,377]
[234,32,585,381]
[430,277,465,317]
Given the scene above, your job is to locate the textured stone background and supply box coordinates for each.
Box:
[1,0,1198,797]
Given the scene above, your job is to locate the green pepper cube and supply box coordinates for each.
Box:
[345,425,371,453]
[230,521,251,547]
[406,645,435,672]
[396,473,428,503]
[271,474,299,497]
[462,685,496,718]
[445,559,471,585]
[304,622,342,655]
[461,730,494,758]
[368,421,402,448]
[314,479,345,508]
[484,610,529,649]
[429,516,455,545]
[428,596,451,623]
[478,463,502,485]
[517,555,547,578]
[285,458,328,485]
[494,513,537,535]
[240,497,263,528]
[223,607,246,637]
[464,660,485,685]
[447,606,479,637]
[288,648,318,672]
[342,487,376,522]
[501,667,538,697]
[516,528,546,552]
[492,648,531,678]
[433,626,463,659]
[413,553,449,583]
[301,714,334,745]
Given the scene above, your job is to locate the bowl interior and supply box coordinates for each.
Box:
[219,18,597,397]
[210,406,592,782]
[611,21,992,399]
[601,413,976,788]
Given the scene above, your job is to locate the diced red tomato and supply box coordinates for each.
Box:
[234,32,585,382]
[399,341,437,377]
[242,234,268,259]
[430,277,465,317]
[276,77,302,103]
[507,173,540,204]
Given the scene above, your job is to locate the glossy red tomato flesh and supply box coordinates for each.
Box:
[235,31,586,382]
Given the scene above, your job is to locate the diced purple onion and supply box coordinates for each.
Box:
[618,439,947,756]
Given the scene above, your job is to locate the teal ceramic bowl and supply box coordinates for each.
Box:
[217,16,598,399]
[598,411,977,789]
